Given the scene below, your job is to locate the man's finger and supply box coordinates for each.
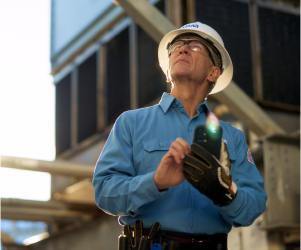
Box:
[175,138,190,155]
[169,147,182,164]
[170,139,190,159]
[170,141,186,159]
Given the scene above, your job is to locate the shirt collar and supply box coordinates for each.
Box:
[159,92,210,114]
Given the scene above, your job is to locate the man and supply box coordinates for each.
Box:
[92,22,267,249]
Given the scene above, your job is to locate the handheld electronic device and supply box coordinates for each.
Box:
[193,125,223,159]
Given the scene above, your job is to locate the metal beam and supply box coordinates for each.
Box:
[2,206,90,222]
[117,0,175,43]
[214,82,285,136]
[54,179,95,205]
[1,155,95,177]
[257,0,300,16]
[129,21,139,109]
[186,0,196,23]
[51,4,127,75]
[165,0,183,28]
[71,65,78,147]
[1,198,101,222]
[97,44,108,131]
[116,0,287,136]
[248,0,264,101]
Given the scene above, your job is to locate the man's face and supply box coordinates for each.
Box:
[168,37,214,84]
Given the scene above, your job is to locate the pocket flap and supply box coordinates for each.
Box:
[143,139,174,152]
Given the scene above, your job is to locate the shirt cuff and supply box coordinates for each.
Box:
[137,171,168,204]
[213,188,244,216]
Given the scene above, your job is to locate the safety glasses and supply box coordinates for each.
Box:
[168,38,217,68]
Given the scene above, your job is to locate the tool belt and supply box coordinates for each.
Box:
[118,220,228,250]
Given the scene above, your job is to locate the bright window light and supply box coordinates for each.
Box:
[0,0,54,162]
[0,167,51,201]
[23,232,50,246]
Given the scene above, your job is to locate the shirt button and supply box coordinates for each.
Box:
[150,193,154,197]
[189,129,192,132]
[160,143,163,147]
[194,206,198,210]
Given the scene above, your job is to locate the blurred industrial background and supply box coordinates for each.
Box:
[1,0,300,249]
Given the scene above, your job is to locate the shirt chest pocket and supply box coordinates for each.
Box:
[143,139,174,173]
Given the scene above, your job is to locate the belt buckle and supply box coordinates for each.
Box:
[192,237,205,243]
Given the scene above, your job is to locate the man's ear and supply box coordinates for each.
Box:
[207,67,221,82]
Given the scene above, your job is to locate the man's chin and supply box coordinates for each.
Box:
[170,68,192,77]
[170,72,192,82]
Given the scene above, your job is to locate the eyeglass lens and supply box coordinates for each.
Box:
[169,40,207,56]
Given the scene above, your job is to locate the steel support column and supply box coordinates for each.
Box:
[116,0,287,136]
[186,0,196,23]
[97,43,108,131]
[129,21,139,109]
[165,0,183,28]
[71,65,78,147]
[262,134,300,230]
[249,0,264,101]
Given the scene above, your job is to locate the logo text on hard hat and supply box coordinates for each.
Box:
[180,23,199,29]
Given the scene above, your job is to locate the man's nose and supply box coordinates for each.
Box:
[179,44,189,54]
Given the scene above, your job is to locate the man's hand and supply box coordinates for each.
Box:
[154,138,191,190]
[183,142,237,206]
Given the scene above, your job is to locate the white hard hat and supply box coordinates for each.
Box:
[158,22,233,94]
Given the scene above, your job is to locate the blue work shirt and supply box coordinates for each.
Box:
[92,93,267,234]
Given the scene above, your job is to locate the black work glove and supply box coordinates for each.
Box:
[183,141,237,206]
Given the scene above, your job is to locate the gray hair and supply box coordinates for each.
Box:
[206,46,221,96]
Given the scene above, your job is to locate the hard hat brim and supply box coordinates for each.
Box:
[158,28,233,94]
